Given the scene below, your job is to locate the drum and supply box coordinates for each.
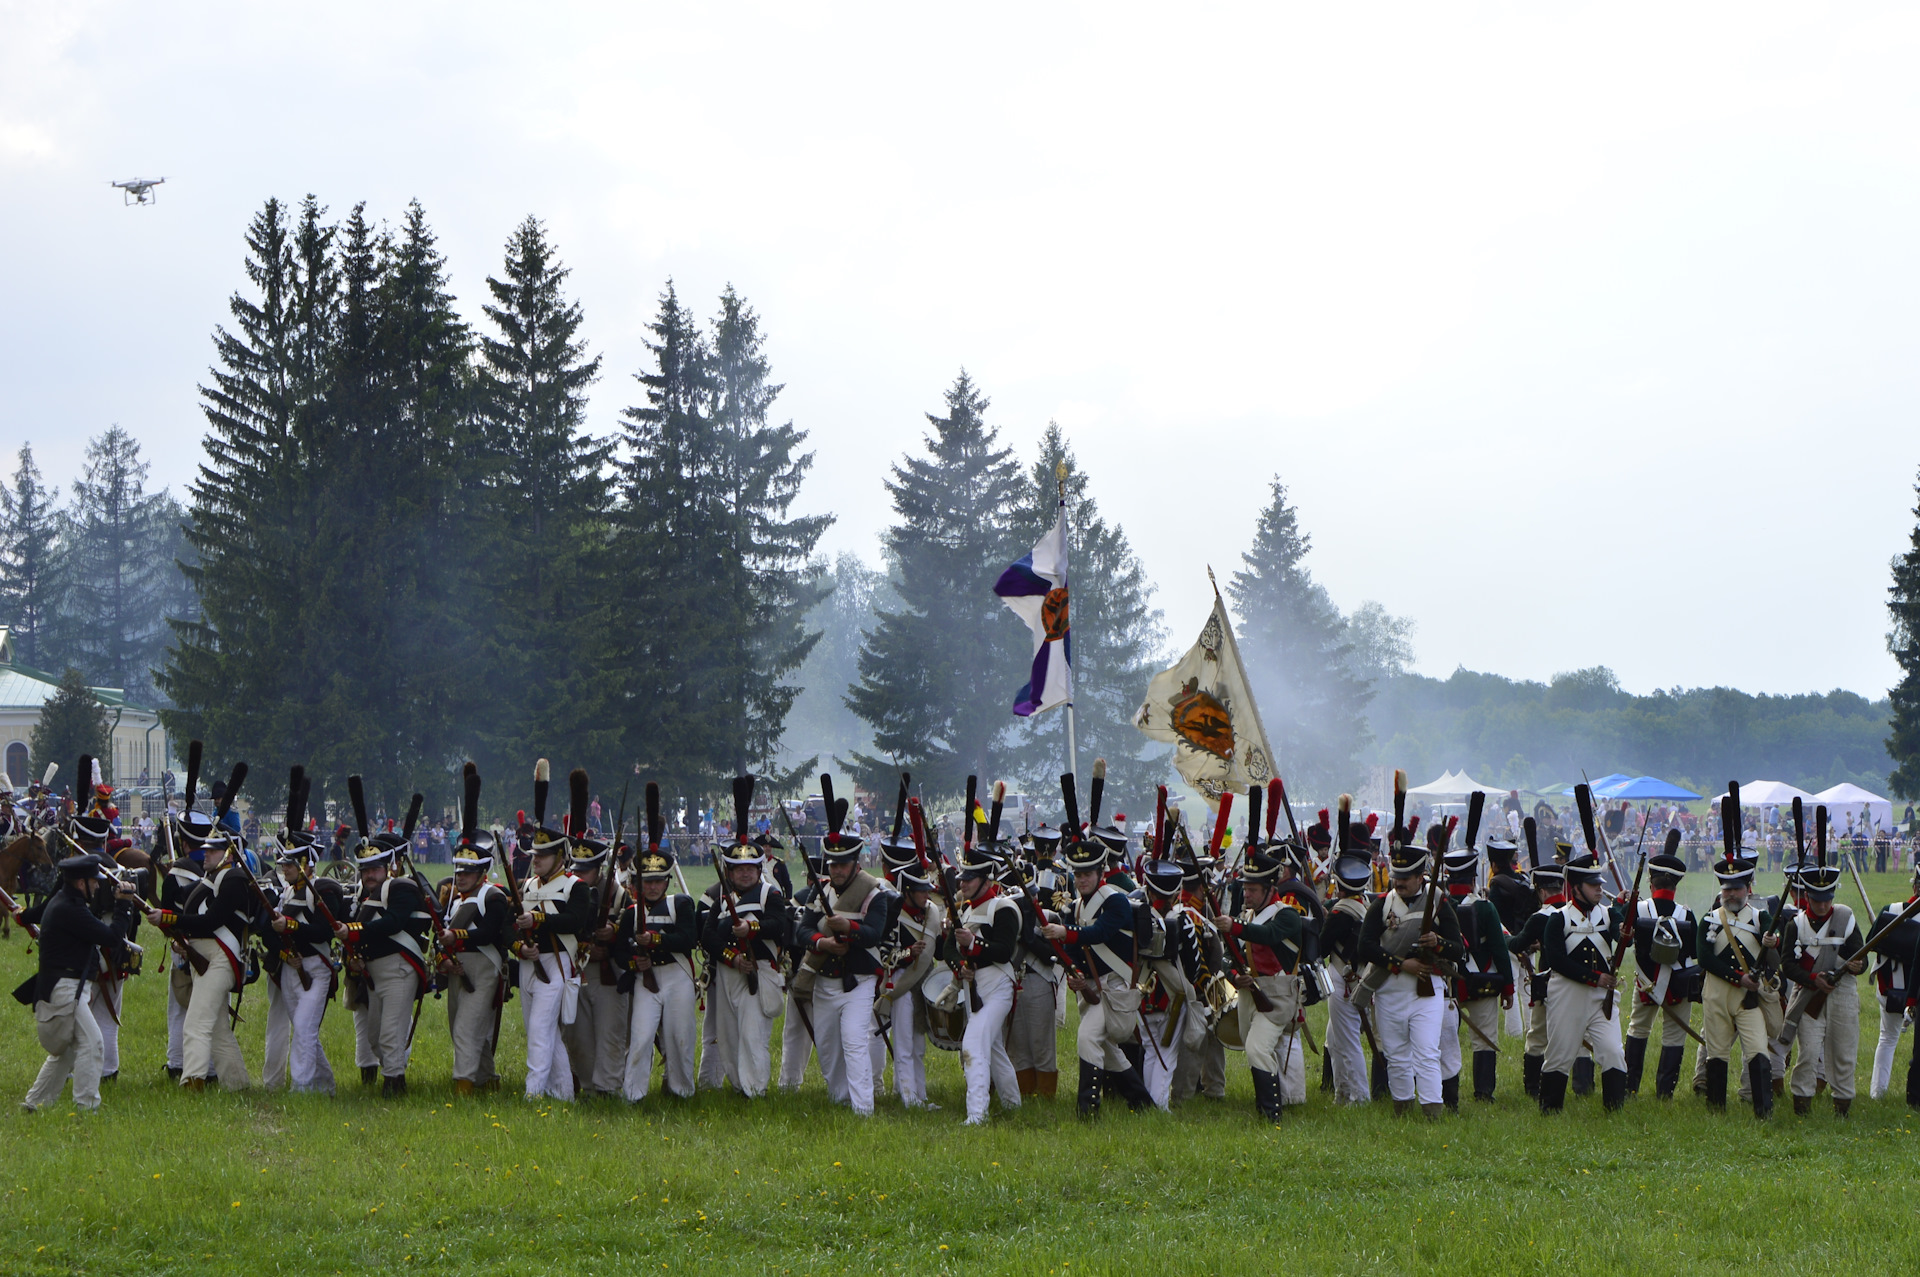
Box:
[1207,977,1245,1051]
[922,967,968,1052]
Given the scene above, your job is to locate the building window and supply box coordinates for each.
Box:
[4,742,27,790]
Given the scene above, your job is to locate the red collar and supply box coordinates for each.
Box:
[1544,893,1566,907]
[1651,888,1676,901]
[1447,885,1472,899]
[969,883,1000,905]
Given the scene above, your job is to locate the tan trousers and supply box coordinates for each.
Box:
[1627,996,1692,1047]
[1700,974,1768,1062]
[1791,976,1859,1100]
[562,968,630,1095]
[1006,965,1061,1072]
[1076,975,1141,1069]
[447,951,502,1085]
[182,940,249,1090]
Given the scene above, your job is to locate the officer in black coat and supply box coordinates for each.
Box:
[16,854,135,1112]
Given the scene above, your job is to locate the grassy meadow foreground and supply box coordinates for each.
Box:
[1,869,1918,1275]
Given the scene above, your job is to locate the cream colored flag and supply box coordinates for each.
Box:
[1133,587,1275,809]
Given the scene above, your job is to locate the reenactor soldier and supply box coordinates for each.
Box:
[796,777,894,1117]
[1040,773,1152,1116]
[64,778,139,1084]
[149,761,255,1093]
[1319,847,1375,1104]
[1357,832,1463,1118]
[1778,860,1864,1115]
[944,832,1023,1125]
[1485,837,1535,1040]
[269,769,345,1095]
[1866,855,1920,1102]
[1215,825,1306,1123]
[154,744,210,1081]
[513,762,592,1102]
[1139,857,1205,1109]
[1006,823,1069,1098]
[1624,848,1697,1099]
[333,777,430,1097]
[877,851,942,1108]
[1697,852,1779,1116]
[562,780,629,1099]
[438,762,513,1095]
[1508,857,1566,1098]
[1537,854,1629,1113]
[699,775,791,1099]
[776,839,826,1095]
[15,853,135,1112]
[1442,843,1510,1106]
[1170,845,1234,1104]
[618,784,700,1102]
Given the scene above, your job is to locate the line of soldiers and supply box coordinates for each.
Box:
[14,751,1920,1125]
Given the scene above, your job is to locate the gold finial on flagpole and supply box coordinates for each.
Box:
[1055,460,1067,499]
[1207,564,1219,597]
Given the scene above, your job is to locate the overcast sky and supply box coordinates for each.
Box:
[4,2,1916,699]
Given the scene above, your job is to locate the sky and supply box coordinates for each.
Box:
[3,1,1917,699]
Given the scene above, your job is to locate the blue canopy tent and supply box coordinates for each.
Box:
[1598,776,1700,801]
[1559,774,1631,797]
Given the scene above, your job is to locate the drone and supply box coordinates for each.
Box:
[111,177,165,206]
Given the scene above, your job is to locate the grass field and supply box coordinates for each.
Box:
[3,867,1919,1276]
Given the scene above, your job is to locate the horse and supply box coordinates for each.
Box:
[0,831,55,938]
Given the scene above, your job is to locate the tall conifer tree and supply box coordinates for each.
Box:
[1887,470,1920,798]
[1227,476,1373,795]
[61,427,179,705]
[0,443,63,670]
[845,371,1028,798]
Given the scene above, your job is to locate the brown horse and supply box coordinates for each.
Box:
[0,832,54,938]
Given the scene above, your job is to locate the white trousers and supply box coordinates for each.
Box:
[26,978,103,1111]
[814,972,878,1116]
[264,969,291,1089]
[90,975,122,1076]
[1373,973,1444,1103]
[698,993,727,1090]
[1141,1008,1181,1109]
[885,991,930,1105]
[1871,1005,1910,1098]
[166,956,189,1069]
[712,962,779,1097]
[1544,973,1625,1074]
[960,967,1020,1123]
[779,981,819,1091]
[520,952,575,1100]
[275,955,335,1093]
[1325,964,1371,1103]
[624,962,697,1100]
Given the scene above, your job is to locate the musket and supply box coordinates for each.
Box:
[1599,822,1661,1021]
[1410,813,1452,999]
[0,881,39,940]
[625,781,668,995]
[497,799,547,984]
[909,791,982,1013]
[1175,789,1272,1014]
[717,775,761,997]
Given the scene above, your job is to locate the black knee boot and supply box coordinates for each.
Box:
[1472,1050,1497,1101]
[1441,1072,1460,1113]
[1251,1068,1281,1122]
[1601,1067,1627,1112]
[1571,1056,1594,1096]
[361,1064,378,1086]
[1120,1039,1145,1079]
[1110,1062,1153,1113]
[1907,1051,1920,1108]
[1655,1045,1684,1099]
[1077,1062,1103,1118]
[1538,1069,1568,1114]
[1522,1053,1542,1098]
[1371,1049,1391,1100]
[1321,1050,1334,1093]
[1749,1057,1773,1119]
[1623,1035,1648,1095]
[1705,1057,1728,1111]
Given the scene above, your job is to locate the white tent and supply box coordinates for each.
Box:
[1738,780,1815,807]
[1408,769,1514,799]
[1812,783,1893,835]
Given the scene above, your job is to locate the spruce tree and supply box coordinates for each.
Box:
[845,370,1029,799]
[60,426,180,705]
[165,197,336,791]
[1008,423,1166,798]
[0,443,63,670]
[473,216,614,785]
[29,666,112,784]
[1887,470,1920,797]
[1226,476,1374,797]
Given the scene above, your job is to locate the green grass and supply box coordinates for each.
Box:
[2,871,1918,1275]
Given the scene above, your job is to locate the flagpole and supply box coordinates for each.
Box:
[1058,464,1078,780]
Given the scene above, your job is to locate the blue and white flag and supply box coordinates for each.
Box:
[994,506,1072,717]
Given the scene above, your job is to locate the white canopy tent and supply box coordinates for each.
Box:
[1408,769,1514,799]
[1812,783,1893,835]
[1737,780,1815,808]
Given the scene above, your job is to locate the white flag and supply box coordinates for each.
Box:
[1133,593,1275,808]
